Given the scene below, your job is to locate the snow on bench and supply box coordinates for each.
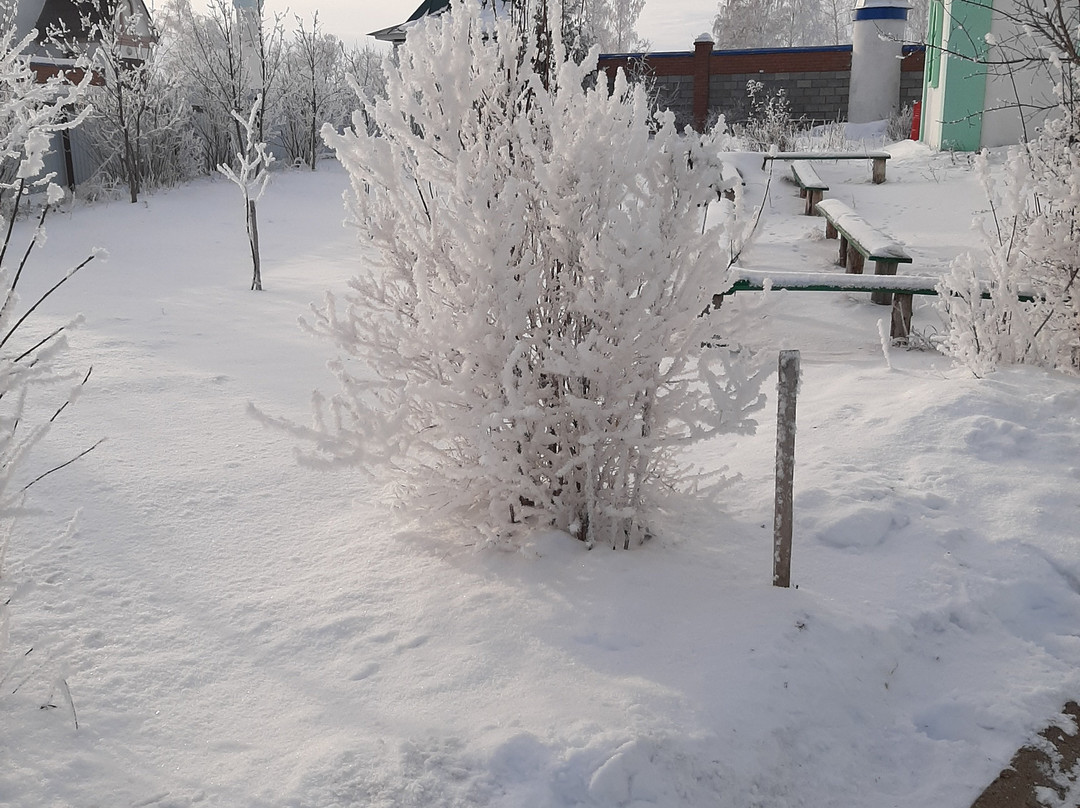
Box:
[714,268,1038,344]
[790,162,828,215]
[814,199,912,307]
[716,267,935,342]
[763,150,891,183]
[717,161,744,201]
[726,268,938,295]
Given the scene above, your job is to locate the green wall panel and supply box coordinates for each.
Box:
[939,0,993,150]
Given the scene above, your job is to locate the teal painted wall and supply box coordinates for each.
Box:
[938,0,993,150]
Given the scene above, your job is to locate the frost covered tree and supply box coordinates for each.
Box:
[170,0,284,172]
[713,0,849,48]
[507,0,646,53]
[936,0,1080,374]
[218,95,273,291]
[277,13,354,169]
[0,16,96,660]
[711,0,925,48]
[575,0,647,52]
[340,42,387,135]
[261,0,764,549]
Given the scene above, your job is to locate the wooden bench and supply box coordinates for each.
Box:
[814,199,912,306]
[790,162,828,215]
[714,268,1037,344]
[716,268,939,342]
[718,161,745,201]
[762,150,891,183]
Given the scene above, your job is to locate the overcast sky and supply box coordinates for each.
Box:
[253,0,717,53]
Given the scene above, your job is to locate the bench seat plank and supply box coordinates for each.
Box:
[763,151,890,183]
[791,162,828,215]
[727,268,936,294]
[765,151,891,161]
[791,162,827,191]
[815,199,912,263]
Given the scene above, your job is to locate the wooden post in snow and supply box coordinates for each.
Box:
[248,199,262,291]
[773,350,800,588]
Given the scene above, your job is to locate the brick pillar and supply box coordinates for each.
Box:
[693,33,715,132]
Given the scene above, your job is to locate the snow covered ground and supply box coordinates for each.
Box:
[2,143,1079,807]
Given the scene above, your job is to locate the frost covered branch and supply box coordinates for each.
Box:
[0,15,95,676]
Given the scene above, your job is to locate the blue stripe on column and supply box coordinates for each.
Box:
[853,7,909,20]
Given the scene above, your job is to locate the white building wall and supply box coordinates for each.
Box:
[980,0,1055,146]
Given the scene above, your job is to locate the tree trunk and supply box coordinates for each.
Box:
[247,198,262,291]
[125,136,139,204]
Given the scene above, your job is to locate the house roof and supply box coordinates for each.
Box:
[406,0,452,23]
[15,0,156,82]
[13,0,49,41]
[34,0,108,41]
[369,0,509,43]
[17,0,154,47]
[370,0,452,43]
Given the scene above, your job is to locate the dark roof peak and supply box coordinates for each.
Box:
[406,0,452,24]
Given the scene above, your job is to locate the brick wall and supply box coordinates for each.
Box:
[899,47,926,109]
[599,44,926,131]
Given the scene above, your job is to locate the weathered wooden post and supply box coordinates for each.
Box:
[870,260,899,306]
[773,350,800,588]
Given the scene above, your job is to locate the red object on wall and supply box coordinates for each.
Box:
[910,99,922,140]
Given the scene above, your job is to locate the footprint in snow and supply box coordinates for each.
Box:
[962,416,1033,460]
[350,662,379,681]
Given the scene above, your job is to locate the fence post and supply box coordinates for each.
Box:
[773,350,800,588]
[692,34,714,132]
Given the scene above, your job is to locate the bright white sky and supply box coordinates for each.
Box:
[251,0,717,52]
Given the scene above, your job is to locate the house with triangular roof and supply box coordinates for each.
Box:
[9,0,156,189]
[14,0,155,81]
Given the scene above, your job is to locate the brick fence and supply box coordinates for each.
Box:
[598,43,926,132]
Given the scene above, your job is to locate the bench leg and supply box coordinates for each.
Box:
[825,220,838,239]
[806,189,822,216]
[871,260,898,305]
[847,248,865,274]
[872,158,886,184]
[838,235,848,266]
[891,293,912,343]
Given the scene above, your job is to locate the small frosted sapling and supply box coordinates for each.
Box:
[218,95,275,291]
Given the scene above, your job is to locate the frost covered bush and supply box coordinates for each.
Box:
[267,0,764,549]
[937,94,1080,374]
[733,79,802,152]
